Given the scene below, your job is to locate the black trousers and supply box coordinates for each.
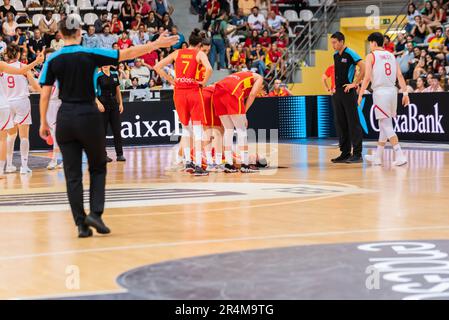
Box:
[100,97,123,157]
[333,88,363,156]
[56,102,107,226]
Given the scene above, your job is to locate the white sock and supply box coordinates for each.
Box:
[6,134,16,167]
[20,138,29,168]
[183,147,191,162]
[393,144,404,159]
[241,150,249,165]
[224,150,233,165]
[195,150,202,166]
[0,160,5,175]
[205,151,213,165]
[215,152,222,165]
[376,145,385,159]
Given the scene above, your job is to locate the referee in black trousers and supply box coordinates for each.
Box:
[95,65,125,163]
[330,32,365,163]
[39,15,179,238]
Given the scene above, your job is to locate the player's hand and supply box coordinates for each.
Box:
[357,94,363,106]
[119,103,124,114]
[39,122,50,140]
[154,31,179,48]
[402,94,410,107]
[343,83,357,93]
[97,102,105,112]
[35,52,45,64]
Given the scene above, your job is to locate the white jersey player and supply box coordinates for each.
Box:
[2,44,41,175]
[43,48,63,170]
[358,32,410,167]
[0,48,44,178]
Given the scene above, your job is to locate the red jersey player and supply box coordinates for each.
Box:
[154,29,212,176]
[213,71,264,173]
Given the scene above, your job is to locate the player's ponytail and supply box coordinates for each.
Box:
[4,43,21,61]
[189,28,202,47]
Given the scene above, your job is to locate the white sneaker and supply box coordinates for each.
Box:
[364,154,382,166]
[215,164,225,173]
[20,166,32,175]
[57,162,64,169]
[206,164,217,172]
[47,160,58,170]
[393,156,408,167]
[5,165,17,173]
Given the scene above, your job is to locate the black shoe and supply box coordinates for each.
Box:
[116,155,126,162]
[331,153,351,163]
[85,213,111,234]
[78,224,93,238]
[193,165,209,176]
[345,155,363,163]
[184,161,195,173]
[106,156,113,163]
[240,164,259,173]
[224,164,238,173]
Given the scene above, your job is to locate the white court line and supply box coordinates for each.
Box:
[12,289,128,301]
[1,225,449,262]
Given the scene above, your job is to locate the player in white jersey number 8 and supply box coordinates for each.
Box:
[358,32,410,167]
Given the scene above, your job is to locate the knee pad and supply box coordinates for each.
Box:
[379,118,396,140]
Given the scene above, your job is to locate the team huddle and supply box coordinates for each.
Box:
[154,29,264,176]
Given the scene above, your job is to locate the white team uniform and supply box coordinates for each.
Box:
[371,50,398,120]
[46,83,61,131]
[0,73,12,131]
[2,61,32,125]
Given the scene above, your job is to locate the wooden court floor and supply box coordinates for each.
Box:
[1,142,449,299]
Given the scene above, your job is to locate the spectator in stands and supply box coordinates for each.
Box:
[428,26,445,60]
[239,0,256,16]
[50,31,64,51]
[13,27,28,49]
[130,58,151,87]
[2,12,18,43]
[394,33,407,56]
[39,10,58,47]
[415,76,427,92]
[118,62,132,89]
[170,26,185,50]
[230,7,248,36]
[383,35,394,53]
[131,13,145,32]
[268,79,291,97]
[250,42,266,75]
[19,49,28,64]
[244,29,259,55]
[130,76,145,89]
[28,28,45,61]
[205,0,221,29]
[274,24,289,51]
[398,41,415,78]
[99,25,118,48]
[110,13,125,34]
[248,6,265,31]
[406,3,420,33]
[153,0,174,20]
[0,35,6,54]
[132,24,150,45]
[421,1,435,24]
[82,25,99,48]
[424,73,444,92]
[94,11,109,34]
[0,0,17,22]
[259,29,271,50]
[121,0,136,30]
[26,0,41,9]
[118,31,133,49]
[209,11,229,70]
[267,10,286,35]
[413,58,427,80]
[161,12,174,30]
[267,42,284,76]
[428,0,446,28]
[141,47,159,68]
[411,15,429,44]
[229,43,246,71]
[146,10,160,33]
[135,0,152,20]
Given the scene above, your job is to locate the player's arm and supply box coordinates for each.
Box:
[396,61,410,107]
[322,73,331,93]
[39,85,52,139]
[153,51,177,86]
[0,52,44,75]
[27,71,41,93]
[116,85,124,113]
[197,50,212,86]
[357,54,373,106]
[119,31,179,62]
[353,59,366,86]
[245,74,264,112]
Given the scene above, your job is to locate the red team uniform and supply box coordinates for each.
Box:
[213,71,256,116]
[196,64,221,127]
[173,48,205,125]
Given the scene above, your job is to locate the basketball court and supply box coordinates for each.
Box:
[1,141,448,300]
